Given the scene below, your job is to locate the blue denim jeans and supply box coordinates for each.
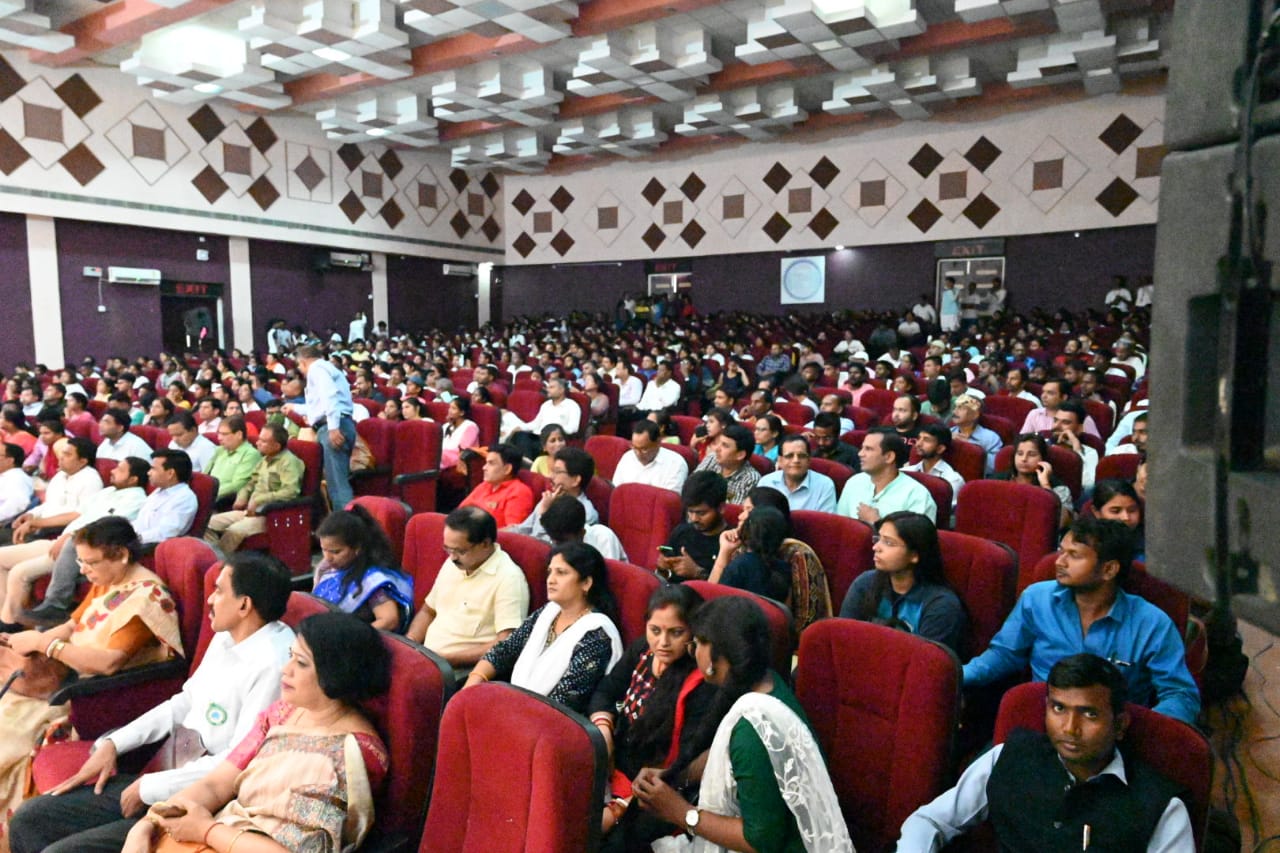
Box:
[322,415,357,510]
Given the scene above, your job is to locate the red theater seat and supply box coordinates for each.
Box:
[683,580,794,677]
[609,483,683,570]
[955,480,1060,592]
[790,510,874,611]
[937,531,1017,658]
[605,558,661,647]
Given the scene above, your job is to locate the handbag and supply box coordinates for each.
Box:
[0,642,71,700]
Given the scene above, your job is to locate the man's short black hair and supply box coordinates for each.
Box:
[102,408,132,430]
[541,494,587,544]
[631,420,660,442]
[875,430,909,469]
[813,412,842,433]
[445,505,497,546]
[1068,517,1136,586]
[722,424,754,456]
[490,442,523,473]
[779,434,810,454]
[681,469,727,509]
[201,397,225,414]
[896,393,921,414]
[152,448,193,483]
[1,443,23,466]
[67,436,96,464]
[226,551,291,622]
[1057,398,1087,425]
[1048,653,1128,716]
[168,410,198,432]
[122,456,150,485]
[554,446,594,488]
[919,423,952,447]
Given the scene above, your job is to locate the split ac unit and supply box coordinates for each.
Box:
[106,266,162,285]
[442,263,477,277]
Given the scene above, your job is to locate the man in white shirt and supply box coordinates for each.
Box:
[912,294,938,327]
[1107,413,1148,457]
[836,430,937,524]
[1103,275,1134,312]
[10,437,103,544]
[615,360,644,409]
[195,398,224,442]
[505,377,582,459]
[1052,399,1098,495]
[634,360,681,414]
[1003,366,1041,404]
[96,409,152,462]
[8,552,295,853]
[0,443,33,527]
[165,411,216,473]
[612,421,690,494]
[902,425,965,512]
[1135,276,1153,308]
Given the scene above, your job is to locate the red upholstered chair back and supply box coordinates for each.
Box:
[946,437,986,482]
[670,415,701,445]
[902,469,953,530]
[506,389,545,423]
[609,483,684,570]
[153,537,219,664]
[403,512,449,603]
[795,620,960,853]
[937,531,1018,658]
[425,401,450,423]
[666,442,697,472]
[244,410,267,431]
[393,420,442,514]
[683,581,794,676]
[354,417,397,495]
[1097,453,1141,482]
[363,634,455,849]
[289,438,324,496]
[605,559,661,647]
[790,510,873,611]
[860,388,898,419]
[982,394,1035,427]
[1082,398,1114,438]
[420,682,606,853]
[978,413,1016,448]
[585,435,630,481]
[839,429,868,449]
[772,401,810,425]
[348,495,410,566]
[567,391,591,439]
[471,403,501,447]
[130,424,169,451]
[747,453,773,475]
[516,469,547,500]
[585,476,613,526]
[993,682,1211,852]
[95,458,116,486]
[808,456,853,497]
[846,406,878,430]
[495,530,552,611]
[186,472,218,538]
[955,480,1061,592]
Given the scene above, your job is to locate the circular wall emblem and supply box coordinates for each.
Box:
[782,259,822,301]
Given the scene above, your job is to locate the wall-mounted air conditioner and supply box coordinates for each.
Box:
[443,263,477,277]
[106,266,162,285]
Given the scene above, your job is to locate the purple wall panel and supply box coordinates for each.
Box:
[249,240,372,341]
[0,213,32,370]
[55,219,229,363]
[497,226,1156,321]
[386,254,477,334]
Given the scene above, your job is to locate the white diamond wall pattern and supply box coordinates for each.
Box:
[0,77,91,168]
[675,85,807,142]
[1009,136,1086,213]
[0,1,74,51]
[104,101,189,186]
[398,0,579,43]
[240,0,411,80]
[122,25,289,109]
[736,0,924,71]
[585,189,635,247]
[567,22,722,102]
[317,90,438,146]
[824,55,980,120]
[554,109,667,158]
[432,59,563,127]
[198,122,271,199]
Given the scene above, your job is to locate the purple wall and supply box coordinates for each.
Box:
[55,219,230,363]
[0,213,32,370]
[387,254,477,334]
[497,225,1157,321]
[250,239,372,342]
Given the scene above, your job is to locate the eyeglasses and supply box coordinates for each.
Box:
[442,542,477,557]
[780,452,810,460]
[76,556,111,569]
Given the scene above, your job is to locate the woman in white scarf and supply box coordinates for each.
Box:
[634,596,853,853]
[464,542,623,713]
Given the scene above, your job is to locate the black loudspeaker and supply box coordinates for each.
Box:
[183,307,213,338]
[1150,19,1280,635]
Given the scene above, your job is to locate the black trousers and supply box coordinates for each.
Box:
[8,773,140,853]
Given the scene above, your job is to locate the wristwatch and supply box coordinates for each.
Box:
[684,807,701,836]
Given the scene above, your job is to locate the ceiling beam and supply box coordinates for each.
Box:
[29,0,241,67]
[571,0,726,37]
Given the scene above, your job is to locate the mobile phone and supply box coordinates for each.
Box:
[657,545,677,557]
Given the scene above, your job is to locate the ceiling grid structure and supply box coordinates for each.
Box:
[5,0,1170,178]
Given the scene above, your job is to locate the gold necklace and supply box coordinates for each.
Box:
[546,606,591,648]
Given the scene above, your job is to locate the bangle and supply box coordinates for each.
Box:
[202,822,219,847]
[45,638,66,660]
[227,828,249,853]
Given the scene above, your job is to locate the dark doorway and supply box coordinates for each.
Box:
[160,281,224,354]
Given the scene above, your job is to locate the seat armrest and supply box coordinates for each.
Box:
[48,658,189,705]
[350,466,392,482]
[258,497,316,515]
[394,469,440,487]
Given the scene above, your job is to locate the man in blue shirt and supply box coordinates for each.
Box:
[963,517,1200,726]
[758,435,837,513]
[290,344,355,511]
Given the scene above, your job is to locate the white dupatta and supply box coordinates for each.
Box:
[510,603,623,696]
[652,691,854,853]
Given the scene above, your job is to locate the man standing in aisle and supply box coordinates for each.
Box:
[290,344,355,511]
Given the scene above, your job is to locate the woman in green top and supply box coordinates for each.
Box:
[633,597,852,853]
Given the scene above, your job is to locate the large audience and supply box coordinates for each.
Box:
[0,276,1202,853]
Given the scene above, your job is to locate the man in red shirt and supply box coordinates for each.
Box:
[459,443,535,529]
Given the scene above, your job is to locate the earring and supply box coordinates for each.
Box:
[705,664,715,677]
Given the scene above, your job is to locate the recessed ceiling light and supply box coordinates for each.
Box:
[834,245,845,251]
[193,82,222,94]
[366,128,388,136]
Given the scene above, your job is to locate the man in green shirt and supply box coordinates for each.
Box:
[205,415,262,504]
[204,423,303,554]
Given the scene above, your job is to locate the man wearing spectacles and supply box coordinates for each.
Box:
[406,506,529,670]
[757,435,837,513]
